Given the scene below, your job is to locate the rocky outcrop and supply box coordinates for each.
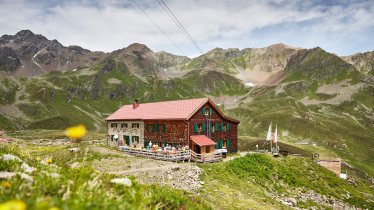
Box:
[0,30,105,76]
[342,51,374,75]
[0,47,22,71]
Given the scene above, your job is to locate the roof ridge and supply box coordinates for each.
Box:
[122,97,208,106]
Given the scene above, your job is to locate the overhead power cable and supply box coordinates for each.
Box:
[132,0,186,56]
[157,0,204,55]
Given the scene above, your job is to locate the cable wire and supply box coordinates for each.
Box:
[132,0,187,56]
[157,0,204,55]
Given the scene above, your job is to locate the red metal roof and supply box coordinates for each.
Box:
[106,98,208,120]
[190,135,216,146]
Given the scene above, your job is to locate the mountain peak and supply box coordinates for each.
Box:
[15,29,34,36]
[127,43,151,53]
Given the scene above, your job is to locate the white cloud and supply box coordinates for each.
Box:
[0,0,373,56]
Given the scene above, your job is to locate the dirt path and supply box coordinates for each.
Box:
[90,145,203,192]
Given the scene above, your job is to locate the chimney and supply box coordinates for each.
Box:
[133,99,139,109]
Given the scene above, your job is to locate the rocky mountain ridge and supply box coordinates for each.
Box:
[0,30,105,76]
[1,30,373,81]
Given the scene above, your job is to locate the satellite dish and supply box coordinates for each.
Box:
[114,134,119,139]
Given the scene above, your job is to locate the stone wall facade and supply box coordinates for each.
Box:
[107,120,144,147]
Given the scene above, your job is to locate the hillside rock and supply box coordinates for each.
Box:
[0,47,22,71]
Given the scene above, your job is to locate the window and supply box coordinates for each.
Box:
[111,135,114,141]
[211,124,215,132]
[145,124,149,132]
[223,140,226,148]
[202,107,212,116]
[162,124,166,132]
[198,125,202,132]
[110,123,117,128]
[132,136,139,143]
[215,122,219,131]
[206,146,210,153]
[194,124,199,132]
[121,123,128,128]
[132,123,140,128]
[202,108,206,116]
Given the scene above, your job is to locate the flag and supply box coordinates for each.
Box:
[273,124,278,143]
[266,123,272,141]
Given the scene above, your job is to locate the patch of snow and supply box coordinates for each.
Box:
[72,68,77,71]
[32,46,48,71]
[19,59,25,68]
[245,82,255,87]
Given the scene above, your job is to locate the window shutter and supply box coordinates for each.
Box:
[220,123,224,131]
[215,123,218,131]
[209,108,212,115]
[202,108,205,116]
[145,124,148,131]
[162,124,166,132]
[227,123,230,131]
[194,124,198,132]
[227,139,230,148]
[156,124,159,132]
[202,124,206,132]
[215,141,218,149]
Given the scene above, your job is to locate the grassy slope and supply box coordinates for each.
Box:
[1,131,373,209]
[0,143,210,210]
[200,154,373,209]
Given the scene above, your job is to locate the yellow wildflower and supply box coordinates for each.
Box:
[1,181,11,188]
[36,156,41,161]
[0,200,26,210]
[46,159,53,164]
[48,207,60,210]
[65,124,87,140]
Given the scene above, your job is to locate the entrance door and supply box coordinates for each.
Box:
[125,135,130,145]
[194,145,201,154]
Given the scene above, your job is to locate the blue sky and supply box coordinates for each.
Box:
[0,0,373,57]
